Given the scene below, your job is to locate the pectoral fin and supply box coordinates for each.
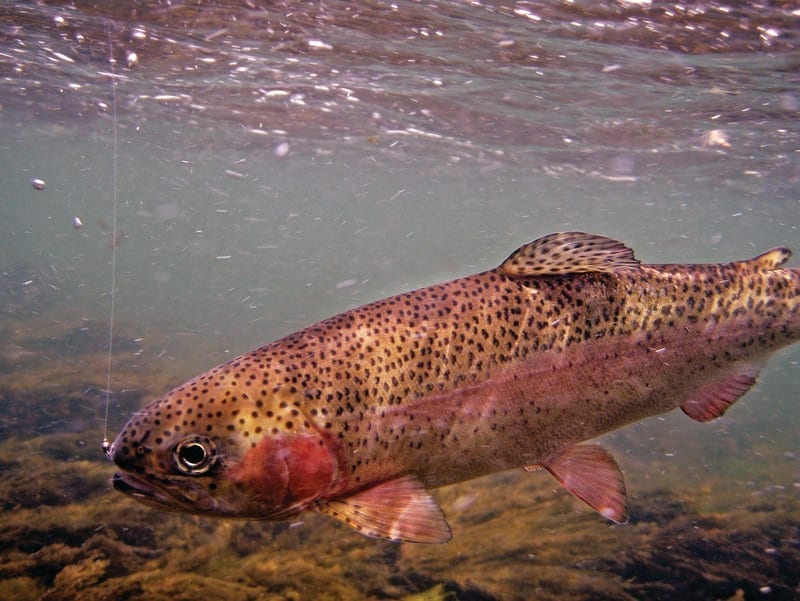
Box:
[535,444,628,524]
[314,475,452,544]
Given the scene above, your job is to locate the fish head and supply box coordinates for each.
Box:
[110,370,338,520]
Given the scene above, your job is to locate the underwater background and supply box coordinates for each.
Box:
[1,1,799,599]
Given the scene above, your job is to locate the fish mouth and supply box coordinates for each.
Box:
[112,472,198,512]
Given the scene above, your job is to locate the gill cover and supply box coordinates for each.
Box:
[226,387,339,518]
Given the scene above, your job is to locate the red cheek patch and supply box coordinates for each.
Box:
[284,435,336,502]
[229,436,290,507]
[229,434,336,509]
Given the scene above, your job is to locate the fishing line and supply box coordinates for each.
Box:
[101,21,119,458]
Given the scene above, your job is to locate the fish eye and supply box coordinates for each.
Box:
[174,437,216,475]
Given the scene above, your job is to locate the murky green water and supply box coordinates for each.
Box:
[1,2,799,599]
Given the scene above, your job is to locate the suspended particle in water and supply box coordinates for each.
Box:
[126,52,138,68]
[73,216,83,229]
[701,129,730,148]
[335,278,357,290]
[274,142,290,158]
[32,178,46,190]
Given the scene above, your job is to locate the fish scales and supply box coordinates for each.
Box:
[110,232,800,543]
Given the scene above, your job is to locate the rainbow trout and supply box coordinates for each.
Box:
[109,232,800,543]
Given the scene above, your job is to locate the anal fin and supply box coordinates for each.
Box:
[536,444,628,524]
[680,363,761,422]
[314,475,452,544]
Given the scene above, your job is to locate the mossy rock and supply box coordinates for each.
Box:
[0,575,43,601]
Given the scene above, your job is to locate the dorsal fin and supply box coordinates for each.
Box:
[499,232,640,278]
[744,247,792,271]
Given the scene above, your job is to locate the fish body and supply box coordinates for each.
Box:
[110,232,800,543]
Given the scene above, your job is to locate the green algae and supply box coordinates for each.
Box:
[1,303,799,600]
